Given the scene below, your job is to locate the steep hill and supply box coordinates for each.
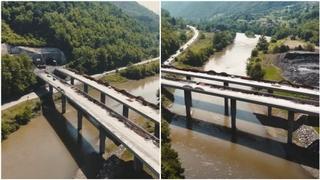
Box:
[1,2,158,74]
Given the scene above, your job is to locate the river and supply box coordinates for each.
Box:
[168,33,313,178]
[1,75,159,179]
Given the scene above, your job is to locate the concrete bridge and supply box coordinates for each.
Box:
[161,67,319,145]
[35,69,160,177]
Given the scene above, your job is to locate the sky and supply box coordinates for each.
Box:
[137,1,159,15]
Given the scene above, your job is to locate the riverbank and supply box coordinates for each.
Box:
[174,30,236,68]
[2,99,41,140]
[99,60,159,84]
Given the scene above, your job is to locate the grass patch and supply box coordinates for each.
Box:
[263,64,283,81]
[101,73,128,84]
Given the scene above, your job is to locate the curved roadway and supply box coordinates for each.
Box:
[163,25,199,65]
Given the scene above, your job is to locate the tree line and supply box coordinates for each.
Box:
[2,2,159,75]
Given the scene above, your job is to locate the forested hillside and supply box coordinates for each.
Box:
[111,1,159,32]
[2,2,159,74]
[163,2,319,45]
[161,9,186,62]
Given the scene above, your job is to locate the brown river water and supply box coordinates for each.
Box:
[1,75,159,179]
[168,33,314,178]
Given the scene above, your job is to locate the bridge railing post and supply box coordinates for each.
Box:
[100,92,106,104]
[99,127,106,155]
[184,89,192,125]
[84,83,88,93]
[287,111,294,145]
[230,98,237,133]
[154,123,159,138]
[186,76,192,106]
[61,95,67,114]
[49,85,53,95]
[267,89,273,117]
[123,105,129,118]
[77,110,83,131]
[224,82,229,116]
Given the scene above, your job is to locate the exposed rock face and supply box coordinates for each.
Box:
[275,51,319,87]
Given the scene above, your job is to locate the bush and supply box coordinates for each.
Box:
[272,44,289,53]
[251,48,258,57]
[303,43,315,51]
[248,62,265,80]
[15,106,33,125]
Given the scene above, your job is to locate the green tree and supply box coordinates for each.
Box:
[1,54,37,102]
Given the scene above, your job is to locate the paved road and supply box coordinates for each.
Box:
[163,25,199,65]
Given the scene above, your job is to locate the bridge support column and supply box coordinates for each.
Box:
[230,98,237,133]
[133,156,143,172]
[186,76,192,106]
[84,84,88,93]
[61,95,67,114]
[184,89,192,124]
[49,85,53,95]
[154,123,159,138]
[123,105,129,118]
[287,111,294,145]
[267,89,273,117]
[77,110,83,131]
[100,92,106,104]
[99,128,106,155]
[224,82,229,116]
[70,77,74,85]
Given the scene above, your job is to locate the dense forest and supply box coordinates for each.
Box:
[161,9,187,62]
[1,54,38,102]
[163,2,319,45]
[2,2,159,74]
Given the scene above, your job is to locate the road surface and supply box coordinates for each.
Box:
[163,25,199,65]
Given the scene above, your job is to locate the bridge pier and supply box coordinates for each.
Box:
[77,110,83,131]
[133,156,143,172]
[84,83,88,93]
[186,76,192,106]
[100,92,106,104]
[230,98,237,133]
[49,85,53,95]
[287,111,294,144]
[224,82,229,116]
[184,89,192,124]
[61,95,67,114]
[154,123,159,138]
[99,127,106,155]
[70,77,74,85]
[267,89,273,117]
[123,105,129,118]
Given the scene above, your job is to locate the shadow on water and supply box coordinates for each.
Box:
[173,95,262,124]
[163,107,319,169]
[40,94,152,178]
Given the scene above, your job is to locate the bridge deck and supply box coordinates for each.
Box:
[56,68,159,124]
[37,71,160,175]
[162,68,319,97]
[162,78,319,115]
